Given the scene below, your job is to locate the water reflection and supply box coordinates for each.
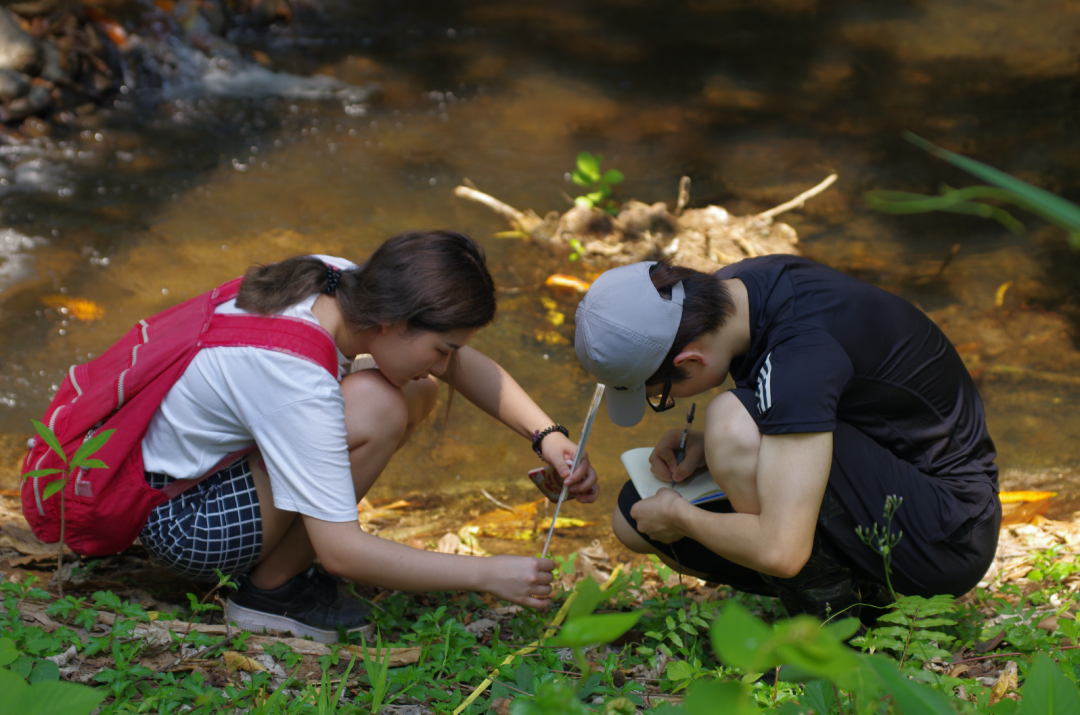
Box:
[1,1,1079,546]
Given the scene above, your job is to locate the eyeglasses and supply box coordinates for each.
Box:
[646,379,676,413]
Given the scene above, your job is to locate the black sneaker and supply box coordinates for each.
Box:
[225,566,373,643]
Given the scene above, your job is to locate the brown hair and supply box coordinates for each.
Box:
[645,262,734,385]
[236,230,497,333]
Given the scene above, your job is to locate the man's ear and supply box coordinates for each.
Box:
[672,343,708,370]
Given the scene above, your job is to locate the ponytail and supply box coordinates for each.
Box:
[645,262,734,385]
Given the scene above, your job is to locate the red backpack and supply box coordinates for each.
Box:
[21,277,338,557]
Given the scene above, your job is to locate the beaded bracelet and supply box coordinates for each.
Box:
[532,424,569,459]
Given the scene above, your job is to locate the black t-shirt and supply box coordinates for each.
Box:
[716,255,998,506]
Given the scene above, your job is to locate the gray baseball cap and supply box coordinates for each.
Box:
[575,262,684,427]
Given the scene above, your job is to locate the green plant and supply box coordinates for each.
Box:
[187,568,238,622]
[855,494,904,602]
[22,420,115,597]
[570,152,624,215]
[866,132,1080,248]
[358,630,394,713]
[552,576,642,691]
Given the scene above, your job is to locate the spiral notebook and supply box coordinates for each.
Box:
[620,447,728,505]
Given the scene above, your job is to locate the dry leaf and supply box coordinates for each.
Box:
[41,296,105,321]
[999,491,1057,504]
[1001,499,1051,527]
[947,663,971,678]
[1036,615,1058,632]
[990,661,1018,703]
[224,651,266,673]
[491,697,512,715]
[340,645,421,667]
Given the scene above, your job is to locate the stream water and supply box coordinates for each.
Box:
[2,0,1080,554]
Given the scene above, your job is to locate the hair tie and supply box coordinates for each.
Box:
[324,265,342,295]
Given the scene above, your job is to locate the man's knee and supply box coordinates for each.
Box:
[612,506,655,554]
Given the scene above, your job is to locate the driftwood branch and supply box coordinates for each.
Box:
[756,174,838,221]
[675,176,691,216]
[453,184,526,225]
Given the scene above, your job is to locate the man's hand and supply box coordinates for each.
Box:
[629,488,688,543]
[650,429,705,483]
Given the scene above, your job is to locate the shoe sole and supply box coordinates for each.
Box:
[225,600,375,643]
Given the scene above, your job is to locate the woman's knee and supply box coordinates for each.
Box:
[340,370,409,443]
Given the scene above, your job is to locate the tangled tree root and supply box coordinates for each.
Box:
[455,174,837,272]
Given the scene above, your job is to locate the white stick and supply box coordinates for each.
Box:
[541,384,606,559]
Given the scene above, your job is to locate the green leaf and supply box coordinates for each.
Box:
[906,132,1080,236]
[42,479,68,502]
[571,169,592,187]
[71,430,115,468]
[575,152,601,183]
[0,638,17,666]
[21,469,62,483]
[554,612,642,648]
[825,617,861,642]
[682,680,758,715]
[710,601,774,672]
[0,666,29,701]
[865,655,955,715]
[1019,652,1080,715]
[567,577,606,622]
[29,660,59,683]
[31,420,67,465]
[601,169,624,185]
[18,680,105,715]
[584,190,604,204]
[73,459,107,470]
[665,660,695,681]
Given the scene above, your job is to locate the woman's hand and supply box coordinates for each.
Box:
[482,555,556,608]
[649,429,705,483]
[540,431,599,503]
[629,489,689,544]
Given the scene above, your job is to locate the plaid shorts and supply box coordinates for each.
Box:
[140,458,263,582]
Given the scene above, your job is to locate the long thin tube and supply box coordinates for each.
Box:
[541,383,606,558]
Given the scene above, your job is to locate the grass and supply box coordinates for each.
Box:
[4,537,1080,714]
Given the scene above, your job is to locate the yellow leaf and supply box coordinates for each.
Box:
[545,310,565,327]
[999,490,1056,503]
[543,274,591,294]
[223,651,266,673]
[534,330,569,346]
[994,281,1013,308]
[42,296,105,321]
[493,231,528,239]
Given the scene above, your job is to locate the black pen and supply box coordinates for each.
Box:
[672,403,697,486]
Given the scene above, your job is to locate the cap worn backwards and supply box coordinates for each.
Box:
[574,261,684,427]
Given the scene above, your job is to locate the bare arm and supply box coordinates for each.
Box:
[304,517,555,608]
[441,346,598,502]
[631,432,832,578]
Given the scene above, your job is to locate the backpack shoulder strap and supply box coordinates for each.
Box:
[199,314,339,377]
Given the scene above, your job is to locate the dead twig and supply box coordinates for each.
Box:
[756,174,838,222]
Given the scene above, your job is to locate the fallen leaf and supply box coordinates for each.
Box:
[1000,491,1057,504]
[990,661,1018,704]
[1036,615,1058,632]
[224,651,266,673]
[492,697,512,715]
[1001,499,1051,526]
[41,296,105,321]
[340,645,422,667]
[947,663,970,678]
[544,274,591,293]
[994,281,1013,308]
[975,629,1005,653]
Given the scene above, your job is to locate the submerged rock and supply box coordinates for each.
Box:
[0,8,41,74]
[0,70,30,102]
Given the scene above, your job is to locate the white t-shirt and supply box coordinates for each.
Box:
[141,255,360,522]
